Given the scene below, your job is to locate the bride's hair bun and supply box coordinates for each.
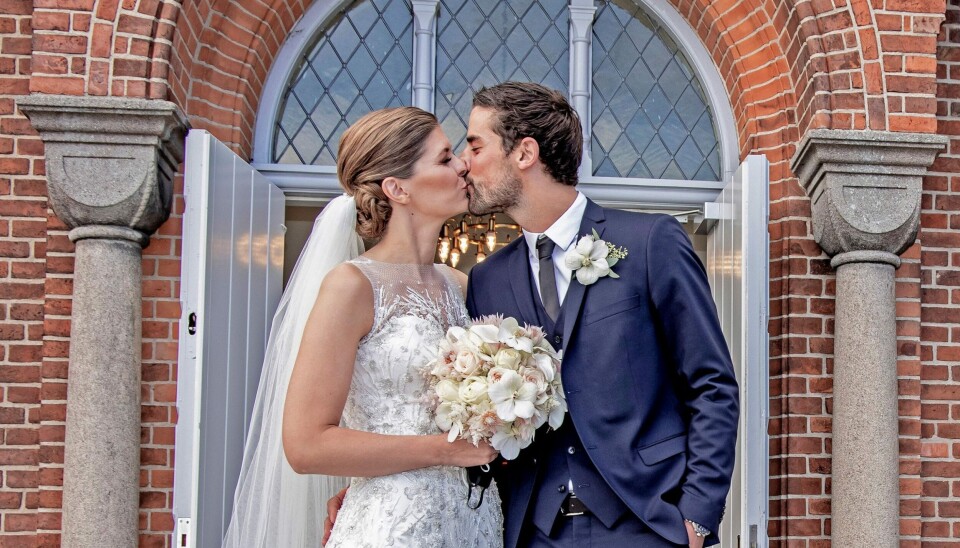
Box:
[337,107,439,239]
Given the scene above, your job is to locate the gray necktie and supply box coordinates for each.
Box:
[536,235,560,322]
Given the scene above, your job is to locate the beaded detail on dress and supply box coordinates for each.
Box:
[325,257,503,548]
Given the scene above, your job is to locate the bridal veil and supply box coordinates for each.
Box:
[222,194,362,547]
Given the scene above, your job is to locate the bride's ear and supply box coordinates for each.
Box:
[381,176,410,205]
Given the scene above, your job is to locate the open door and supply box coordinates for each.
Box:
[172,130,286,548]
[706,155,770,547]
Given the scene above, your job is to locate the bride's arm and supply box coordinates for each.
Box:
[282,263,496,477]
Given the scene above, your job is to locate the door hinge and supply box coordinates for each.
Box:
[177,517,191,547]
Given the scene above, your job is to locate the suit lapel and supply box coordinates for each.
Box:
[561,199,606,347]
[507,237,540,325]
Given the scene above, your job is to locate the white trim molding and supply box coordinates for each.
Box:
[412,0,440,111]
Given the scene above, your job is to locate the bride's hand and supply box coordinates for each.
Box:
[439,436,499,467]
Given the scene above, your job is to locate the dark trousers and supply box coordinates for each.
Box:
[521,512,686,548]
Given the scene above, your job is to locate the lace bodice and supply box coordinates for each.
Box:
[325,257,503,548]
[341,257,469,437]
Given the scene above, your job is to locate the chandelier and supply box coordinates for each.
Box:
[437,213,520,268]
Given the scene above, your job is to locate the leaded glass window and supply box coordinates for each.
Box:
[435,0,569,151]
[273,0,413,164]
[268,0,723,182]
[591,0,720,180]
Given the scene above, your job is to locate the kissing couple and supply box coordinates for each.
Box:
[223,82,739,548]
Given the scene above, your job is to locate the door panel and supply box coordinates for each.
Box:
[707,155,769,547]
[173,130,285,547]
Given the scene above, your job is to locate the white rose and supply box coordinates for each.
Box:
[458,376,489,404]
[520,366,548,397]
[453,351,482,376]
[435,379,460,402]
[493,348,522,370]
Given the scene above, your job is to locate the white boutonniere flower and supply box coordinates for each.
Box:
[563,228,628,285]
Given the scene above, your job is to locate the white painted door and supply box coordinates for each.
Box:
[172,130,286,548]
[706,155,770,548]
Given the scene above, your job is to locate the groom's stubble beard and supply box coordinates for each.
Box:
[466,167,522,217]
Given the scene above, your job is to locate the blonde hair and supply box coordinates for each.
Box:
[337,107,439,239]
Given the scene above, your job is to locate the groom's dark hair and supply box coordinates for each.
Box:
[473,82,582,186]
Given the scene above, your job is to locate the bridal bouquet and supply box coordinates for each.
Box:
[425,315,566,460]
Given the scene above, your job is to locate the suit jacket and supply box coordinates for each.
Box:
[466,199,739,547]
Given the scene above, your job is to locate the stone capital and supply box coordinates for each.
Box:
[791,129,947,258]
[18,94,189,237]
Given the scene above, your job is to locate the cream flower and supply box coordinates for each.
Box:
[493,348,522,370]
[564,235,611,285]
[435,400,467,442]
[497,317,534,353]
[454,351,482,376]
[487,368,538,421]
[529,352,557,382]
[435,379,460,402]
[458,376,489,404]
[490,423,524,460]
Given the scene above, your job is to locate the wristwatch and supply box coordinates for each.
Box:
[684,519,711,537]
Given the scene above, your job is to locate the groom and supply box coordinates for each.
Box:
[324,82,739,547]
[461,82,738,548]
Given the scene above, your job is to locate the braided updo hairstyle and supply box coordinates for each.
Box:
[337,107,439,239]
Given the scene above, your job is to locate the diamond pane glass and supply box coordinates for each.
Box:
[436,0,569,152]
[591,0,721,180]
[273,0,413,164]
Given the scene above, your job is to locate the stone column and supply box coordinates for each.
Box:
[791,129,946,547]
[19,95,187,548]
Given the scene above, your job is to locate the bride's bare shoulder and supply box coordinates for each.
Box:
[317,262,373,302]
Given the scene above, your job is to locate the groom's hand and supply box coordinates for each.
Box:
[322,487,348,546]
[684,521,706,548]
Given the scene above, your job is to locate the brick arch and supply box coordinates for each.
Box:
[170,0,315,156]
[785,0,941,134]
[665,0,799,155]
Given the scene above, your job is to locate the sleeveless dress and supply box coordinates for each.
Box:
[325,257,504,548]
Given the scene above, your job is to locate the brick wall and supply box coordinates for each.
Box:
[0,1,42,545]
[920,2,960,544]
[29,0,180,98]
[138,181,183,548]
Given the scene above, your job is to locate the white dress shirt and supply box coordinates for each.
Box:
[522,191,588,307]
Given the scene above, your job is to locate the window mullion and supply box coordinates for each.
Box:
[412,0,440,112]
[568,0,596,179]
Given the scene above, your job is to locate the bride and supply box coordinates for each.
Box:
[222,107,503,547]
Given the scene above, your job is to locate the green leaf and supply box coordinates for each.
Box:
[606,257,619,267]
[591,228,600,240]
[608,270,620,279]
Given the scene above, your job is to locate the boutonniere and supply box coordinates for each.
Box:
[563,229,628,285]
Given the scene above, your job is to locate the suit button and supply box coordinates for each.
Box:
[554,335,562,345]
[567,446,576,455]
[557,485,567,494]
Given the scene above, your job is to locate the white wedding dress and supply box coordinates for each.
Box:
[325,257,504,548]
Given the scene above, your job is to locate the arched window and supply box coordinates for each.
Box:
[254,0,737,207]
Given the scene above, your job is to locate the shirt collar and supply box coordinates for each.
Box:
[522,192,588,256]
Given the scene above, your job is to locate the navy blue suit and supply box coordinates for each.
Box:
[466,199,739,547]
